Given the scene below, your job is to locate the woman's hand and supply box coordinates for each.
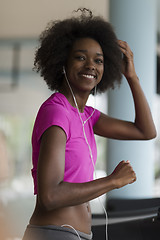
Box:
[118,40,137,80]
[110,160,136,189]
[93,40,156,140]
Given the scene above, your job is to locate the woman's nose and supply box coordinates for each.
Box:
[84,59,95,70]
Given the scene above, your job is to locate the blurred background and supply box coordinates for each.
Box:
[0,0,160,239]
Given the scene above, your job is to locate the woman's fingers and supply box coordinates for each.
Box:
[111,160,136,188]
[117,40,137,79]
[118,40,133,55]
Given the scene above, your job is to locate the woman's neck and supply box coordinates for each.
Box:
[59,81,89,113]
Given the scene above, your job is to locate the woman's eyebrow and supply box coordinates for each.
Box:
[74,49,103,56]
[97,53,103,57]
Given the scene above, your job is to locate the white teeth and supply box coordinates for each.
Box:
[82,74,95,79]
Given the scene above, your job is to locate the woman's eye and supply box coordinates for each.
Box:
[95,58,103,64]
[75,55,85,61]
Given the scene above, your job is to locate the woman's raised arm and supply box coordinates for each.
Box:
[93,41,156,140]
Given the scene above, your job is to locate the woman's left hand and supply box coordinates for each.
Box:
[118,40,137,80]
[94,40,157,140]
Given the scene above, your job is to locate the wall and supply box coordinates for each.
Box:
[0,0,109,38]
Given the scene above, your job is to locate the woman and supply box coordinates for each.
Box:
[22,8,156,240]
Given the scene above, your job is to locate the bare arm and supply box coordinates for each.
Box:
[94,41,156,140]
[37,125,136,211]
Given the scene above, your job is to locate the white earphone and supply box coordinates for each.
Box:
[62,65,108,240]
[63,66,66,75]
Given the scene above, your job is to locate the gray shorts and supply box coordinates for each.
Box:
[22,224,93,240]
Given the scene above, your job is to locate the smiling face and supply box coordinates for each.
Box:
[64,38,104,94]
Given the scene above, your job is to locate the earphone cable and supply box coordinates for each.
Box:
[61,224,81,240]
[63,67,108,240]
